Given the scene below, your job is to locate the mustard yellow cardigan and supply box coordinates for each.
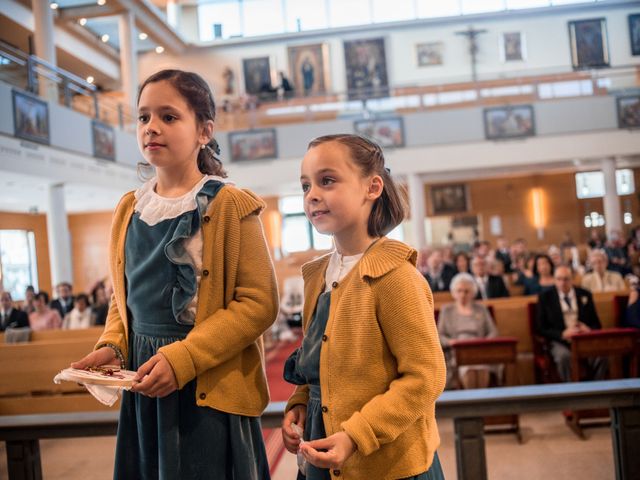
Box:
[286,238,446,480]
[96,185,279,417]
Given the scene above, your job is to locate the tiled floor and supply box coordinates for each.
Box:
[0,411,614,479]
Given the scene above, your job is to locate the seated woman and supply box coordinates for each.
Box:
[454,251,470,274]
[523,254,555,295]
[625,281,640,329]
[437,272,499,390]
[29,291,62,331]
[62,293,92,329]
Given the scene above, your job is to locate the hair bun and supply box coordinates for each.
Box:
[208,138,221,156]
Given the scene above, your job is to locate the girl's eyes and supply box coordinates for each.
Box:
[163,114,177,122]
[301,177,335,193]
[301,183,310,193]
[321,177,335,186]
[137,114,177,123]
[138,114,149,123]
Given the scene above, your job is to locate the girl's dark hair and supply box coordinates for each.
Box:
[454,251,470,273]
[308,134,406,237]
[532,254,555,277]
[137,69,226,177]
[75,293,90,305]
[36,291,49,304]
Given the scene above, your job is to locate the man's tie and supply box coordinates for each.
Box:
[563,295,572,310]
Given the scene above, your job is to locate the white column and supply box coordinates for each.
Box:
[602,157,622,238]
[31,0,58,101]
[46,184,73,287]
[408,173,427,251]
[118,11,138,110]
[166,0,181,29]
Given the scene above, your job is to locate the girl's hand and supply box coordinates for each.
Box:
[70,347,116,369]
[130,353,178,398]
[300,431,357,470]
[282,404,307,453]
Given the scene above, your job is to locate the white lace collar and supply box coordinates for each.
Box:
[134,175,230,226]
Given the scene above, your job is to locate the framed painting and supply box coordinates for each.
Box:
[12,89,49,145]
[354,117,404,148]
[568,18,610,69]
[629,14,640,56]
[228,128,278,162]
[416,42,443,67]
[617,95,640,129]
[431,184,468,215]
[500,32,526,62]
[484,105,535,140]
[287,43,329,96]
[92,120,116,161]
[242,57,273,95]
[343,37,389,100]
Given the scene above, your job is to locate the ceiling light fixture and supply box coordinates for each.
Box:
[50,3,59,10]
[101,34,110,43]
[97,0,106,5]
[155,46,164,54]
[139,32,148,40]
[79,18,87,26]
[86,76,95,84]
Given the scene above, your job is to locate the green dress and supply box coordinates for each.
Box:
[114,179,270,480]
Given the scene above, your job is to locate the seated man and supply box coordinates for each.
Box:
[424,249,456,293]
[0,291,29,331]
[624,279,640,329]
[471,256,510,300]
[536,265,607,382]
[581,249,626,292]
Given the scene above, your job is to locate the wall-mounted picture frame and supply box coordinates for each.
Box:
[91,120,115,161]
[500,32,526,62]
[344,37,389,100]
[568,18,610,69]
[287,43,330,96]
[617,95,640,129]
[629,14,640,56]
[242,56,273,95]
[354,117,405,148]
[228,128,277,162]
[484,105,535,140]
[431,184,468,215]
[416,42,443,67]
[12,89,49,145]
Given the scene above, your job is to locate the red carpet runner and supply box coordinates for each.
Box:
[263,338,301,475]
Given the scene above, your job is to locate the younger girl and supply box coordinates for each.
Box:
[282,134,446,479]
[72,69,278,479]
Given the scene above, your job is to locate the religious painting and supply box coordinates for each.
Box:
[354,117,404,148]
[629,14,640,56]
[92,120,115,161]
[343,37,389,100]
[484,105,535,140]
[287,43,329,96]
[416,42,443,67]
[228,129,277,162]
[242,57,273,95]
[568,18,610,69]
[431,184,468,216]
[12,89,49,145]
[500,32,526,62]
[617,95,640,129]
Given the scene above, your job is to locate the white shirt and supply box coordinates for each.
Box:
[324,251,363,292]
[557,287,578,329]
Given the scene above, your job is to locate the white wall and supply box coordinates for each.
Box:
[138,2,639,97]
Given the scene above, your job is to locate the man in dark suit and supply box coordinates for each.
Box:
[0,291,29,331]
[471,256,510,300]
[50,282,74,319]
[424,250,456,293]
[536,265,607,382]
[494,237,513,273]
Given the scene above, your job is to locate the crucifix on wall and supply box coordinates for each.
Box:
[455,25,487,82]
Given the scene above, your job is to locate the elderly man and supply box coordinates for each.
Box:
[581,249,626,292]
[424,249,456,293]
[0,291,29,331]
[536,265,607,382]
[50,282,74,319]
[471,256,510,300]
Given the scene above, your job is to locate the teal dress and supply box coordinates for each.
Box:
[114,179,270,480]
[284,290,444,480]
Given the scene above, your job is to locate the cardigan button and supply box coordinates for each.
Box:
[321,405,328,413]
[203,215,210,223]
[199,393,206,400]
[322,335,328,342]
[333,469,341,476]
[202,270,210,276]
[331,281,338,288]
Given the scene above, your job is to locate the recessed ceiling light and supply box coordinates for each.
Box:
[138,32,148,40]
[97,0,106,5]
[101,34,110,43]
[50,3,59,9]
[155,46,164,54]
[79,18,87,26]
[86,76,95,84]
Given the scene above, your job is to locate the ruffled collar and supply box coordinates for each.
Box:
[134,175,230,226]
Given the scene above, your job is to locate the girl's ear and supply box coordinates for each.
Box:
[367,175,384,200]
[199,119,215,145]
